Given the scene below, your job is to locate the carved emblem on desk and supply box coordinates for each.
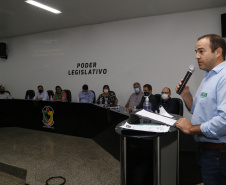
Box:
[42,106,54,128]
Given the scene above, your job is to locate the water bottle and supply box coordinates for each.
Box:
[143,96,151,112]
[124,107,128,113]
[133,106,137,112]
[104,98,108,108]
[142,97,151,123]
[62,97,65,102]
[27,95,30,100]
[50,96,53,101]
[117,103,120,112]
[99,98,103,104]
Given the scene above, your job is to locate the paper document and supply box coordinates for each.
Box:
[159,106,173,118]
[135,110,177,126]
[120,122,170,133]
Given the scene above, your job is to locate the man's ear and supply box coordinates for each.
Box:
[215,47,223,58]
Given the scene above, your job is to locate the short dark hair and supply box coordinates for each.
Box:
[143,84,152,91]
[38,85,43,88]
[55,86,62,90]
[198,34,226,60]
[103,85,110,91]
[82,84,88,90]
[133,82,140,87]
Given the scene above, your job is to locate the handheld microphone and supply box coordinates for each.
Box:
[176,65,195,95]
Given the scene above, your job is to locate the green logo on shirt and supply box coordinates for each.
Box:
[200,92,207,98]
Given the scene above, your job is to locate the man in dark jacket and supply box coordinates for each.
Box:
[136,84,158,112]
[158,87,178,114]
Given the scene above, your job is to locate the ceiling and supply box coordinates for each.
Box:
[1,0,226,39]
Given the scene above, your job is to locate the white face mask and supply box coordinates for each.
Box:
[161,94,169,100]
[104,89,109,93]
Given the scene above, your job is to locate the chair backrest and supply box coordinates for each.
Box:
[25,90,35,99]
[63,89,72,102]
[5,90,10,96]
[109,91,117,104]
[172,98,184,116]
[90,90,96,103]
[47,90,54,99]
[154,94,161,104]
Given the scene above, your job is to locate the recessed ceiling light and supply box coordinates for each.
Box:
[25,0,62,14]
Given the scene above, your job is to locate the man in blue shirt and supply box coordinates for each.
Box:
[176,34,226,185]
[78,84,94,103]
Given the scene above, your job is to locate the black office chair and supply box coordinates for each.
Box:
[109,91,118,105]
[172,98,184,116]
[154,94,161,104]
[90,90,96,103]
[63,89,72,102]
[5,90,11,96]
[25,90,35,99]
[47,90,54,99]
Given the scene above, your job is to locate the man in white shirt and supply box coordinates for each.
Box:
[0,86,11,99]
[33,85,48,101]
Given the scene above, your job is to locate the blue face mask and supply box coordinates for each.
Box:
[134,88,140,93]
[83,91,87,95]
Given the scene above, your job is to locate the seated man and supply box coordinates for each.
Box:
[158,87,178,114]
[0,86,11,99]
[135,84,158,112]
[33,85,48,101]
[78,84,94,103]
[125,82,143,108]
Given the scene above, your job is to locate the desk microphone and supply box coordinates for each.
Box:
[176,65,195,95]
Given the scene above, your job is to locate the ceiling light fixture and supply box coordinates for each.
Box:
[25,0,62,14]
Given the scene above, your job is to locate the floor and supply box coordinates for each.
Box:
[0,127,204,185]
[0,171,25,185]
[0,127,120,185]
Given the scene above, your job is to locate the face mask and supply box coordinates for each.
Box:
[134,88,140,93]
[83,91,87,95]
[39,90,43,93]
[161,94,169,100]
[144,92,149,96]
[0,91,4,94]
[104,89,109,93]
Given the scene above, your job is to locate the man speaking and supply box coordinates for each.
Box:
[176,34,226,185]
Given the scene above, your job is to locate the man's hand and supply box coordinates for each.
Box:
[128,107,133,112]
[175,79,190,97]
[125,103,129,108]
[175,79,193,111]
[176,118,192,134]
[35,98,42,101]
[176,118,202,135]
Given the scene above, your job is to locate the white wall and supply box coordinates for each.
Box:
[1,6,226,120]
